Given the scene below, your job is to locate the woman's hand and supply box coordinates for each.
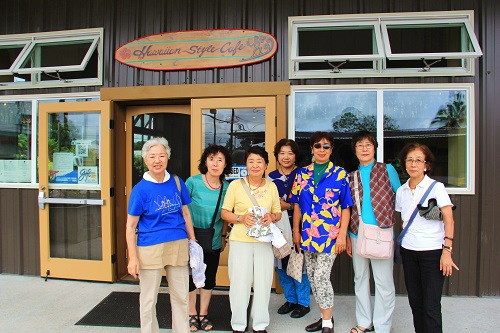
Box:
[279,198,290,211]
[293,229,301,249]
[243,213,254,228]
[262,212,279,226]
[335,233,347,254]
[127,256,140,279]
[440,250,459,276]
[346,236,352,257]
[221,236,227,252]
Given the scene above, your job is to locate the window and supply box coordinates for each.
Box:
[289,11,482,78]
[0,28,103,90]
[0,93,99,187]
[290,84,475,194]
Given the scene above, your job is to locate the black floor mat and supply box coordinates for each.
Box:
[76,291,235,331]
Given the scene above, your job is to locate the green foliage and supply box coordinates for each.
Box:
[430,92,467,129]
[332,112,400,132]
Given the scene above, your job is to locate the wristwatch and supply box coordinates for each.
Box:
[236,215,241,223]
[442,244,453,253]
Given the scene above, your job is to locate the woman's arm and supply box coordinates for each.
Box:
[292,203,302,249]
[221,220,228,251]
[182,205,196,241]
[335,207,351,254]
[440,205,459,276]
[125,214,140,278]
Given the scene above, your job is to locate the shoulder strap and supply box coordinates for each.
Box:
[209,182,224,229]
[240,178,259,206]
[397,180,438,243]
[353,172,363,225]
[173,174,181,192]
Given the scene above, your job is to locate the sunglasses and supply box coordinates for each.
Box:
[313,143,331,149]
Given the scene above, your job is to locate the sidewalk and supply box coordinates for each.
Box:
[0,274,497,333]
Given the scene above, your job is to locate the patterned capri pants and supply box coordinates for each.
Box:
[304,251,337,309]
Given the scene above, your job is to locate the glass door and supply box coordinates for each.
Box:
[191,97,277,287]
[38,101,114,282]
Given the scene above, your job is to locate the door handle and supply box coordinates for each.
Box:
[38,191,104,209]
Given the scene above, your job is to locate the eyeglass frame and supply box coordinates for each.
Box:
[355,143,375,150]
[405,158,426,165]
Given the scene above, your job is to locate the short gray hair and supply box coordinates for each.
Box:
[141,137,171,158]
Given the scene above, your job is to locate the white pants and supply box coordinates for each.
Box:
[139,265,189,333]
[228,240,274,331]
[351,236,395,333]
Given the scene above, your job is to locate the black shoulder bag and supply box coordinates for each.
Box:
[193,182,224,253]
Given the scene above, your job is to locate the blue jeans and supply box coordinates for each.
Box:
[276,268,311,306]
[402,247,445,333]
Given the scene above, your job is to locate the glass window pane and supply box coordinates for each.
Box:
[0,101,32,183]
[202,107,265,178]
[383,90,468,188]
[0,45,25,71]
[298,28,375,56]
[47,112,100,185]
[49,189,102,260]
[294,91,377,170]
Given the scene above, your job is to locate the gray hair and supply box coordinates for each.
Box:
[141,137,171,158]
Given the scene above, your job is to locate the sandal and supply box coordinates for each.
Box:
[350,326,374,333]
[199,315,213,331]
[190,315,200,332]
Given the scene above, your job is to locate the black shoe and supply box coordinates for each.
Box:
[321,328,332,333]
[253,330,267,333]
[233,331,245,333]
[305,318,322,332]
[291,305,310,318]
[277,301,298,314]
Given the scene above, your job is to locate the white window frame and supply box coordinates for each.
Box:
[289,19,385,76]
[289,11,482,79]
[0,28,103,90]
[288,84,475,195]
[0,92,100,189]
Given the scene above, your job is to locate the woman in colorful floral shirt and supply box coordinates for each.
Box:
[290,131,353,333]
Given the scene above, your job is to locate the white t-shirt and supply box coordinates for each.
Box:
[395,175,453,251]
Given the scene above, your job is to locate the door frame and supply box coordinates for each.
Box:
[38,101,115,282]
[103,82,290,281]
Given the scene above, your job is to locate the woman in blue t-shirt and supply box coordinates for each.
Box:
[185,145,232,332]
[126,137,196,333]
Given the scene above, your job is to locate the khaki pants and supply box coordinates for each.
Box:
[138,239,189,333]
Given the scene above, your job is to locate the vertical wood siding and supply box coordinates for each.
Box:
[0,0,498,296]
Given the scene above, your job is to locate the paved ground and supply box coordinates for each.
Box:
[0,274,498,333]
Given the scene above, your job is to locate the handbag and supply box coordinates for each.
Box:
[286,247,304,282]
[240,178,292,259]
[417,198,456,221]
[394,180,438,264]
[193,181,224,253]
[353,173,394,259]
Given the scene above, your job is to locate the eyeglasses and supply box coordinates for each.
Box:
[313,143,331,150]
[405,158,426,165]
[355,143,374,150]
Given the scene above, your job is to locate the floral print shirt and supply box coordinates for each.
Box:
[289,162,353,253]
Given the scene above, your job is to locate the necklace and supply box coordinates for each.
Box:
[247,177,263,193]
[204,173,221,190]
[409,178,422,196]
[280,165,296,188]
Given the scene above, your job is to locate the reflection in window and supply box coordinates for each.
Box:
[292,86,473,193]
[0,101,32,183]
[202,108,265,167]
[294,91,377,170]
[383,90,468,188]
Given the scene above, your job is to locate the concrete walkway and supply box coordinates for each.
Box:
[0,274,497,333]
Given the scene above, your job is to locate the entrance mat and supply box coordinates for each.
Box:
[76,291,236,331]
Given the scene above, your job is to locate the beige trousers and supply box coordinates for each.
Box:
[139,265,189,333]
[137,239,190,333]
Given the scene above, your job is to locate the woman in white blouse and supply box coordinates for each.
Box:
[395,142,459,333]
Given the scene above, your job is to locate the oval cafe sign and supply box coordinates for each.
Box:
[115,29,278,71]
